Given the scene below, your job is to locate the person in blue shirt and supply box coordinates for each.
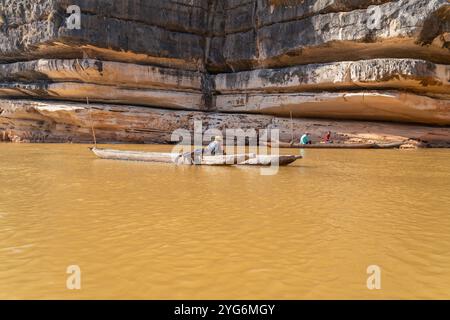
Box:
[300,132,312,145]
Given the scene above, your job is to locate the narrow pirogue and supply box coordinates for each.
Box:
[90,148,302,166]
[265,141,405,149]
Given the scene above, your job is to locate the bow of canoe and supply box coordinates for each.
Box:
[238,155,302,166]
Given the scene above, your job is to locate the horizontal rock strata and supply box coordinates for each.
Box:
[215,91,450,125]
[256,1,395,28]
[0,0,209,34]
[0,0,208,70]
[0,59,206,110]
[0,82,204,110]
[0,59,203,91]
[214,59,450,97]
[1,99,449,147]
[210,0,450,71]
[0,0,449,146]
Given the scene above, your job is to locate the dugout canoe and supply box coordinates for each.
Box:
[264,141,404,149]
[91,147,250,165]
[90,148,301,166]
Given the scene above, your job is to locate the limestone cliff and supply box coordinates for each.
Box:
[0,0,449,146]
[2,99,449,147]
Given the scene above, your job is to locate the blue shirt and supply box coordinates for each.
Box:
[300,134,310,144]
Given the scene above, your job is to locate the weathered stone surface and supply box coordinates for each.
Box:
[215,58,450,97]
[206,37,227,71]
[58,0,209,35]
[0,0,57,28]
[216,91,450,125]
[0,1,206,70]
[225,1,256,34]
[213,0,450,71]
[0,0,209,34]
[0,59,203,91]
[0,99,274,143]
[0,0,449,145]
[257,0,394,28]
[2,0,449,72]
[0,58,206,109]
[223,0,393,35]
[1,99,449,146]
[210,1,226,36]
[0,82,204,110]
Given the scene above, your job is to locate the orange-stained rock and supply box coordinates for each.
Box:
[216,91,450,125]
[1,99,449,147]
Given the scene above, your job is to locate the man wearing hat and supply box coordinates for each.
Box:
[204,136,225,156]
[183,135,225,164]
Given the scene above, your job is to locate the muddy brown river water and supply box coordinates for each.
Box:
[0,144,449,299]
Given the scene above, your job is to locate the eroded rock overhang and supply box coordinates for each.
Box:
[0,0,449,143]
[2,99,449,147]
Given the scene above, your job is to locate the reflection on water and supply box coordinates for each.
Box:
[0,144,449,299]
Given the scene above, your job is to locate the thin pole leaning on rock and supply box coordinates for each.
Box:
[290,111,294,144]
[87,97,97,147]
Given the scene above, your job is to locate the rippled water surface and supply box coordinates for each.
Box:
[0,144,449,299]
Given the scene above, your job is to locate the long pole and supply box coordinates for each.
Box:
[87,97,97,147]
[290,111,294,144]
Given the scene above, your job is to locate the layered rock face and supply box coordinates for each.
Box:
[212,0,450,126]
[212,0,450,71]
[3,99,449,147]
[0,0,208,69]
[0,59,206,110]
[0,0,449,145]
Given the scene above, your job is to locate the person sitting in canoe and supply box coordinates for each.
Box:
[184,136,225,164]
[300,133,312,145]
[204,136,225,156]
[323,131,332,143]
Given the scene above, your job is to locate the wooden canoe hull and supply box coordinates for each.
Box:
[238,155,302,166]
[91,148,301,166]
[91,148,249,165]
[265,142,404,149]
[92,148,175,162]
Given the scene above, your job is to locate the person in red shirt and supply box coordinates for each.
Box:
[323,131,332,143]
